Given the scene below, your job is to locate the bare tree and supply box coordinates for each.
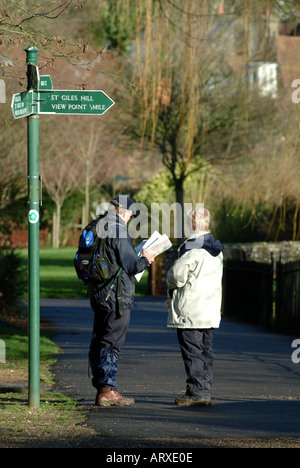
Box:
[128,0,246,240]
[68,118,115,228]
[126,0,300,241]
[0,0,81,57]
[40,117,81,247]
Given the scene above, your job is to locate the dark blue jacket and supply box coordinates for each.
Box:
[90,212,149,313]
[178,233,223,258]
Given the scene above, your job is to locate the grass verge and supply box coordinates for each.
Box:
[0,321,97,448]
[0,391,95,448]
[0,247,149,447]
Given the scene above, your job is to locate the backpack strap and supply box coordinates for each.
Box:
[116,270,123,318]
[95,215,123,317]
[105,268,123,318]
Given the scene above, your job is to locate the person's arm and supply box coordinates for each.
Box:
[166,254,196,289]
[115,236,153,276]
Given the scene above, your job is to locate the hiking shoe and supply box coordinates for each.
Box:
[95,388,135,407]
[175,393,211,407]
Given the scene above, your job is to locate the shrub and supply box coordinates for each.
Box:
[0,249,27,317]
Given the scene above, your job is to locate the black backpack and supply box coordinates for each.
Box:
[74,217,120,283]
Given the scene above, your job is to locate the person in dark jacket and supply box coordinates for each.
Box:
[88,195,155,407]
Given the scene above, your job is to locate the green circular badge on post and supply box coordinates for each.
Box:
[28,209,39,224]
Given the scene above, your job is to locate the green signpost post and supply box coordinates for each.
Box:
[11,46,115,408]
[24,46,40,409]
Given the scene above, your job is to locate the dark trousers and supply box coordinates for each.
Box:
[177,328,214,397]
[89,303,131,390]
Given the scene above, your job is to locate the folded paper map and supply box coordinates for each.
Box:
[135,231,172,282]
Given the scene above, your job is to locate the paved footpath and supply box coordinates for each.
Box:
[40,297,300,448]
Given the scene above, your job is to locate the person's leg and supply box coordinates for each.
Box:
[202,329,214,397]
[88,306,134,406]
[89,307,131,388]
[176,328,214,406]
[89,346,119,389]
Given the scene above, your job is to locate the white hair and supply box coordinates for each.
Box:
[186,206,211,233]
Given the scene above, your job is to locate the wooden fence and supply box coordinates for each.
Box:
[275,260,300,334]
[0,229,49,249]
[221,257,300,335]
[222,259,274,331]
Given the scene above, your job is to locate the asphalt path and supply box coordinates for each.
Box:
[40,296,300,448]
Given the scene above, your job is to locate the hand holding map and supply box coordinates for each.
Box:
[135,231,172,282]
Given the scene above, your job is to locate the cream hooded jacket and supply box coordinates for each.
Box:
[167,233,223,329]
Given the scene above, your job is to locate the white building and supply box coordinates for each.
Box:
[248,62,279,98]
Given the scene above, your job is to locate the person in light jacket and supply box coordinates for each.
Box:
[167,207,223,406]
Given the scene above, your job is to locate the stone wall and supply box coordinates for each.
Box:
[150,241,300,295]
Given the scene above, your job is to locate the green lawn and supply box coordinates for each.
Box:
[18,247,149,299]
[1,324,59,362]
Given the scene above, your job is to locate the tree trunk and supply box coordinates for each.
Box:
[52,202,61,248]
[83,156,90,228]
[174,176,185,245]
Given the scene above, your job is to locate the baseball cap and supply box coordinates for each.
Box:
[110,195,137,217]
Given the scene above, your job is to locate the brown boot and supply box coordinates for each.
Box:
[175,392,211,407]
[95,387,135,407]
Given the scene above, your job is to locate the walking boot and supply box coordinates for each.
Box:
[175,392,211,407]
[95,387,135,407]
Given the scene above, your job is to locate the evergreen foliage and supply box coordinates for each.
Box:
[0,250,27,317]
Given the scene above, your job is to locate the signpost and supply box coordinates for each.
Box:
[27,63,39,91]
[11,90,36,119]
[38,90,114,115]
[39,75,53,91]
[25,46,40,410]
[12,46,115,408]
